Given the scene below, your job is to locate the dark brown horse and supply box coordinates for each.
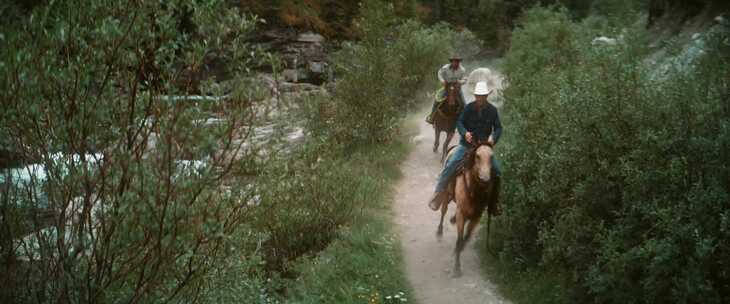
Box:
[436,142,498,277]
[432,82,463,163]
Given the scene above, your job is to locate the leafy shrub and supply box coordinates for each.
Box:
[0,1,269,302]
[187,1,457,300]
[490,6,730,302]
[311,0,456,149]
[251,143,366,273]
[250,0,458,300]
[0,1,460,303]
[284,131,412,304]
[237,0,416,38]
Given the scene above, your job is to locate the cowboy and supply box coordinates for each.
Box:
[426,53,467,124]
[428,81,502,213]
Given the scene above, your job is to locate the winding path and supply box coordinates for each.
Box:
[394,106,510,304]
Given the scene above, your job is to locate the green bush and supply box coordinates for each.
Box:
[489,6,730,302]
[285,138,413,304]
[0,1,271,302]
[0,0,460,302]
[234,0,458,300]
[311,0,456,149]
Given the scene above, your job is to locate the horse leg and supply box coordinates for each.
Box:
[436,198,448,239]
[442,131,454,163]
[433,128,440,153]
[453,209,466,278]
[463,213,483,244]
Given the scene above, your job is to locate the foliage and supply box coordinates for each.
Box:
[478,248,573,304]
[272,1,454,301]
[305,0,456,149]
[253,0,457,299]
[0,0,459,303]
[0,0,270,302]
[417,0,727,52]
[237,0,417,38]
[486,6,730,303]
[250,142,371,273]
[285,137,413,304]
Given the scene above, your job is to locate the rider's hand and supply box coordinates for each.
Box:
[465,132,473,144]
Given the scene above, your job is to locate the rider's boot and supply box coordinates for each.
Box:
[428,191,448,211]
[426,98,440,124]
[489,176,502,216]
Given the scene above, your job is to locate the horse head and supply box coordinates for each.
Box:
[445,82,459,106]
[465,142,494,184]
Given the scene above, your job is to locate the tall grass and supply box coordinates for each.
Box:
[285,134,414,304]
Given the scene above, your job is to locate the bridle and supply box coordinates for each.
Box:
[437,82,461,117]
[461,141,494,197]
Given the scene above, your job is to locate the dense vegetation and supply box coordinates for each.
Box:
[0,0,456,303]
[485,5,730,303]
[236,0,419,38]
[419,0,729,52]
[4,0,728,303]
[2,1,264,302]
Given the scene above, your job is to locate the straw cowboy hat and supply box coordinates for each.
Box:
[449,52,462,61]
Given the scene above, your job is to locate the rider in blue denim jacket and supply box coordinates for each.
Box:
[428,81,502,213]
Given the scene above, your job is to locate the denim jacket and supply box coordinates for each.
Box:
[456,101,502,146]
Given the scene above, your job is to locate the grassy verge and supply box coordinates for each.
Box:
[285,118,420,304]
[477,240,572,304]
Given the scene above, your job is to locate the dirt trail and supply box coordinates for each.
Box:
[394,108,510,304]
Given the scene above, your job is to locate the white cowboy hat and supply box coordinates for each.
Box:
[467,68,502,92]
[474,81,491,95]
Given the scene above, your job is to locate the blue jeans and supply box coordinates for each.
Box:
[434,143,502,193]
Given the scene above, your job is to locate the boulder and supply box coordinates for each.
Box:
[282,69,300,82]
[592,36,618,45]
[296,32,326,43]
[308,61,327,74]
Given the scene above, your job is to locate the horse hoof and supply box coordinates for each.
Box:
[436,228,443,239]
[451,269,462,278]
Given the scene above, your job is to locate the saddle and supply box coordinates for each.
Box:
[443,143,482,174]
[434,89,463,117]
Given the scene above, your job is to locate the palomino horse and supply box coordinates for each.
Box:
[436,142,498,277]
[432,82,463,162]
